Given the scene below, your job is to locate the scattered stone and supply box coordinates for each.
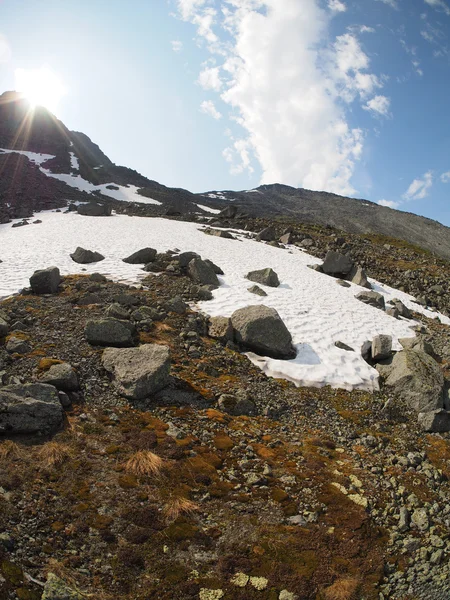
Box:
[231,305,296,359]
[70,247,105,264]
[355,290,385,310]
[0,318,7,337]
[85,319,137,347]
[6,337,31,354]
[102,344,171,400]
[188,258,220,287]
[256,225,276,242]
[39,363,79,392]
[398,507,410,533]
[165,296,188,314]
[418,409,450,432]
[0,384,64,435]
[411,508,429,532]
[280,232,294,244]
[218,394,257,416]
[89,272,107,282]
[248,284,267,297]
[336,279,350,288]
[123,248,157,264]
[131,306,164,321]
[203,227,235,239]
[348,265,371,288]
[208,317,234,342]
[372,335,392,361]
[399,337,435,357]
[322,251,354,276]
[335,341,354,352]
[77,202,111,217]
[390,298,412,319]
[105,303,130,320]
[29,266,61,294]
[176,251,201,268]
[219,205,238,219]
[301,238,314,247]
[386,307,399,319]
[246,267,280,288]
[77,293,102,306]
[307,264,323,272]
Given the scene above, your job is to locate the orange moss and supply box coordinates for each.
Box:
[213,433,234,451]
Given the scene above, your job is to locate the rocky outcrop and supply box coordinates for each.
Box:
[29,266,61,294]
[85,318,137,347]
[122,248,157,264]
[0,383,64,435]
[246,268,280,288]
[102,344,171,400]
[231,305,295,360]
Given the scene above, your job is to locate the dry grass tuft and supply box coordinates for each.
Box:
[37,442,73,469]
[0,440,23,461]
[322,578,360,600]
[124,450,163,477]
[163,497,200,522]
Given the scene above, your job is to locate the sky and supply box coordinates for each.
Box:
[0,0,450,224]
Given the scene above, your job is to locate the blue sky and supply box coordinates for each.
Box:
[0,0,450,225]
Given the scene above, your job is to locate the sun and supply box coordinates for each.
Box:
[14,66,67,113]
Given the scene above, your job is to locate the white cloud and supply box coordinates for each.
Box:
[441,171,450,183]
[176,0,388,196]
[200,100,222,119]
[403,171,433,200]
[171,40,183,52]
[424,0,450,16]
[363,95,391,116]
[328,0,347,12]
[0,35,11,63]
[378,199,400,208]
[177,0,218,43]
[198,66,222,91]
[359,25,375,33]
[375,0,399,8]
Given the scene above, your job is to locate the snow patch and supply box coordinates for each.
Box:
[0,148,55,165]
[196,204,221,214]
[69,152,79,171]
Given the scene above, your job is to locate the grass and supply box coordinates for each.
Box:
[37,442,73,469]
[321,578,360,600]
[163,497,200,523]
[124,451,163,477]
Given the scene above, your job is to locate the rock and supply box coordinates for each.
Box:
[70,247,105,264]
[398,507,410,533]
[188,258,220,287]
[176,251,201,268]
[279,591,297,600]
[204,228,235,239]
[29,266,61,294]
[390,298,412,319]
[42,572,83,600]
[77,293,102,306]
[40,363,79,392]
[123,248,157,264]
[322,251,354,276]
[204,259,224,275]
[165,296,188,314]
[386,307,399,319]
[377,350,444,413]
[89,272,107,282]
[0,384,64,435]
[418,409,450,432]
[105,303,130,320]
[131,306,164,321]
[85,319,137,347]
[246,268,280,288]
[348,265,371,288]
[336,279,350,288]
[335,341,354,352]
[411,508,429,532]
[0,318,8,337]
[256,225,276,242]
[361,340,372,362]
[355,290,386,309]
[218,394,257,416]
[399,337,435,357]
[307,264,323,272]
[112,293,140,306]
[301,238,314,247]
[279,232,294,244]
[219,205,238,219]
[58,391,72,409]
[231,305,296,360]
[372,335,392,361]
[248,285,267,297]
[6,337,31,354]
[102,344,171,400]
[208,317,234,342]
[77,202,111,217]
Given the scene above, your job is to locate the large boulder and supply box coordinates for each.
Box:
[85,319,137,347]
[0,383,64,435]
[77,202,111,217]
[176,251,201,268]
[231,305,296,359]
[390,298,412,319]
[70,247,105,264]
[188,258,220,287]
[348,266,371,289]
[418,409,450,433]
[322,251,354,277]
[102,344,171,400]
[356,290,386,310]
[256,226,276,242]
[208,316,234,342]
[29,266,61,294]
[40,363,79,392]
[123,248,157,264]
[377,349,444,413]
[246,268,280,288]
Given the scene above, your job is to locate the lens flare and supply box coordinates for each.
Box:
[14,66,67,112]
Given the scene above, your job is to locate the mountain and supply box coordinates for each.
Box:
[1,89,450,260]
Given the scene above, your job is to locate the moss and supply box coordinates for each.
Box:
[118,474,139,489]
[89,513,113,530]
[38,357,64,371]
[213,433,234,451]
[271,488,289,503]
[165,520,199,542]
[1,560,23,585]
[51,521,65,532]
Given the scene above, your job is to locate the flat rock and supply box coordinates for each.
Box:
[248,285,267,297]
[246,268,280,288]
[29,266,61,294]
[0,383,64,435]
[102,344,171,400]
[231,305,295,360]
[40,363,79,392]
[0,318,8,337]
[123,248,157,264]
[70,247,105,264]
[356,290,385,310]
[77,202,111,217]
[85,318,137,347]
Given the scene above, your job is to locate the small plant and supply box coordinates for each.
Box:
[124,450,163,477]
[322,577,360,600]
[163,497,200,522]
[37,442,72,469]
[0,440,23,461]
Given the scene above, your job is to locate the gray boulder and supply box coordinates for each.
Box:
[176,251,201,268]
[322,251,354,276]
[348,266,371,289]
[208,317,234,342]
[219,205,238,219]
[102,344,171,400]
[188,258,220,287]
[85,318,137,347]
[356,290,385,310]
[231,305,295,359]
[399,337,435,357]
[204,259,224,275]
[372,335,392,361]
[256,225,276,242]
[390,298,412,319]
[29,266,61,294]
[105,303,130,320]
[40,363,79,392]
[123,248,157,264]
[246,268,280,288]
[308,264,323,273]
[418,409,450,433]
[0,318,8,337]
[204,228,235,239]
[376,349,444,413]
[131,306,164,321]
[0,383,64,435]
[279,232,294,244]
[6,337,31,354]
[70,247,105,264]
[248,285,267,297]
[165,296,188,314]
[77,202,111,217]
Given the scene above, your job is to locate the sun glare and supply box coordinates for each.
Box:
[14,66,67,113]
